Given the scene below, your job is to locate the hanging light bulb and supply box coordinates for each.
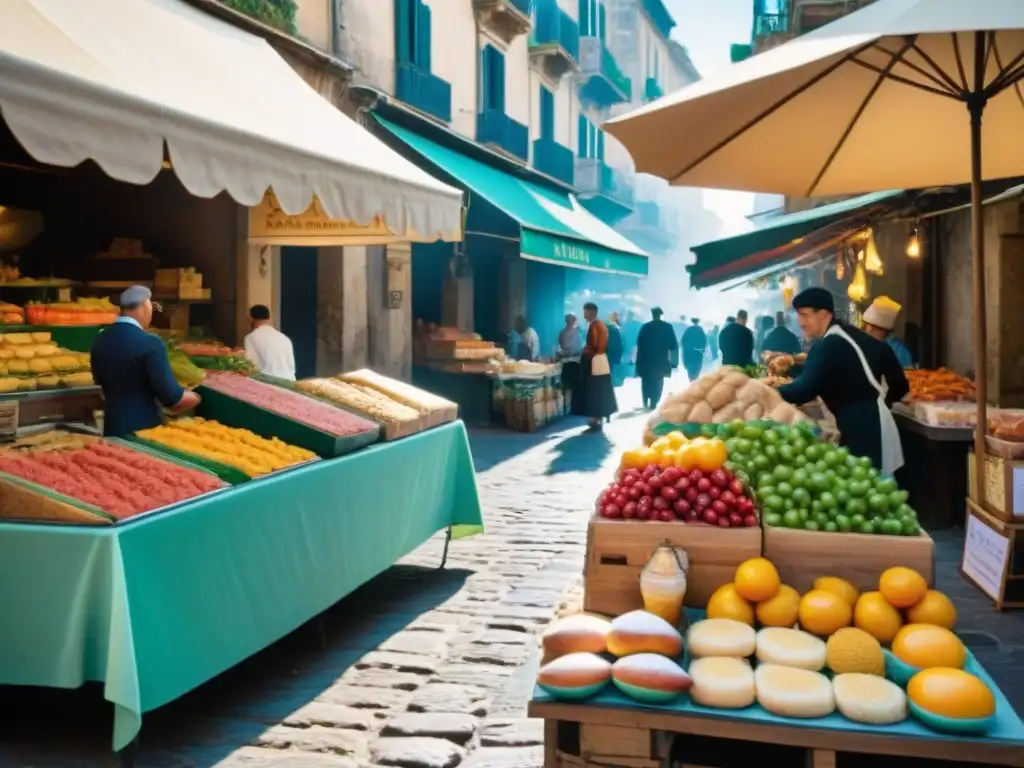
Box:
[782,275,797,309]
[835,249,846,279]
[906,227,921,258]
[865,232,883,275]
[847,263,868,302]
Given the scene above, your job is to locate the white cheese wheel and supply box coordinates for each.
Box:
[755,664,835,719]
[756,628,828,671]
[607,610,683,658]
[686,618,756,659]
[832,673,908,725]
[687,657,756,709]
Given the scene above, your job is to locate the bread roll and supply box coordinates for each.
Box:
[686,619,756,659]
[712,403,744,423]
[755,664,835,718]
[660,402,692,423]
[612,653,692,703]
[537,653,611,701]
[688,401,714,423]
[688,657,755,709]
[607,610,683,658]
[705,382,737,411]
[542,614,611,658]
[721,370,750,389]
[680,377,715,404]
[743,403,765,420]
[755,628,827,671]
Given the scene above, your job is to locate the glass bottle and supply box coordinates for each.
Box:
[640,542,689,630]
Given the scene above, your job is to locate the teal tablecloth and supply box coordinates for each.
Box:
[0,420,483,751]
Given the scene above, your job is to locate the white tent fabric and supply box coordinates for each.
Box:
[605,0,1024,197]
[0,0,463,240]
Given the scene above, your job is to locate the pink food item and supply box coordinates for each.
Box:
[0,442,226,520]
[202,372,378,437]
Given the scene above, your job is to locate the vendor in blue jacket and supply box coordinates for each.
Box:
[90,285,201,437]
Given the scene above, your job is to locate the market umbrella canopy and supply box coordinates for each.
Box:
[0,0,463,240]
[604,0,1024,197]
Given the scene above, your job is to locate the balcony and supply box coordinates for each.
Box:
[396,62,452,124]
[529,5,579,83]
[477,109,529,161]
[575,156,634,214]
[644,77,663,102]
[794,0,875,35]
[578,37,631,108]
[473,0,533,44]
[532,138,574,185]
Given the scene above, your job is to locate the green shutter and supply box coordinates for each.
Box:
[481,46,492,110]
[540,87,554,140]
[395,0,412,63]
[494,47,506,112]
[417,2,432,71]
[598,2,606,42]
[578,0,588,35]
[596,128,605,160]
[577,115,587,157]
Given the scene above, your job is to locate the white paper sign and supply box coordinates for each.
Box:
[962,513,1010,600]
[1012,467,1024,518]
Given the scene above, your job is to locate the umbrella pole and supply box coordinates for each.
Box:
[969,96,987,491]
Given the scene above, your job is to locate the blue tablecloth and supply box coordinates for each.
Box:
[0,421,483,751]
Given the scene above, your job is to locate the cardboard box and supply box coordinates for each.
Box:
[763,526,935,593]
[583,516,762,614]
[968,450,1024,523]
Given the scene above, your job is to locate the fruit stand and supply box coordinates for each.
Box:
[531,368,1024,768]
[0,370,484,758]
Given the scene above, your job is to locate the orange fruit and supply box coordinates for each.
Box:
[734,558,781,602]
[622,447,657,470]
[666,431,688,449]
[755,584,801,628]
[905,590,958,630]
[798,589,853,637]
[907,668,995,720]
[813,576,859,607]
[853,591,903,645]
[706,583,756,626]
[657,449,677,468]
[891,624,966,670]
[650,437,672,452]
[690,438,728,473]
[878,567,928,608]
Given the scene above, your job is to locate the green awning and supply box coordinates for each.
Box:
[690,189,906,288]
[374,117,648,276]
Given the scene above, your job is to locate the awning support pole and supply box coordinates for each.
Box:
[969,31,988,495]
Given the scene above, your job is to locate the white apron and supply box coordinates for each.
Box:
[824,325,905,475]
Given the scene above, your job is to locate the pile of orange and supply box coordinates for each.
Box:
[620,433,728,474]
[706,560,958,647]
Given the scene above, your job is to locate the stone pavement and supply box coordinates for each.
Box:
[0,374,1020,768]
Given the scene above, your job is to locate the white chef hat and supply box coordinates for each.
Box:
[863,296,902,330]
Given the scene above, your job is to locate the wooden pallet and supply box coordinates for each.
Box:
[530,701,1024,768]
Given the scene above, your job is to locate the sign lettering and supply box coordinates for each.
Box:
[553,241,591,265]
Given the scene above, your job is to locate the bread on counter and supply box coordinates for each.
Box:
[336,369,458,427]
[297,378,424,440]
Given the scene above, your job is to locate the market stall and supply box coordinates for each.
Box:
[0,370,483,755]
[530,369,1024,767]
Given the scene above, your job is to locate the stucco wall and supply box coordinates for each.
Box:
[294,0,331,51]
[504,36,531,129]
[436,1,479,139]
[337,0,396,92]
[638,10,669,89]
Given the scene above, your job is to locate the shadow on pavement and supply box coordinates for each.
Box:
[468,419,591,473]
[545,430,613,475]
[0,563,472,768]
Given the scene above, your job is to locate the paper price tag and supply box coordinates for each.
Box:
[961,512,1010,600]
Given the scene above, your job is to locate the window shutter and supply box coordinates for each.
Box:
[481,46,492,111]
[598,1,606,42]
[493,47,506,112]
[578,0,588,35]
[418,2,432,71]
[597,129,605,160]
[576,115,587,157]
[395,0,412,63]
[540,87,554,140]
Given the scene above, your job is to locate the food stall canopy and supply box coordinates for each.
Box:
[689,190,905,289]
[373,118,649,277]
[0,0,463,241]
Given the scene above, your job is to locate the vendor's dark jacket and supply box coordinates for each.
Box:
[762,326,802,355]
[90,320,185,438]
[778,323,910,466]
[718,322,755,366]
[635,319,678,379]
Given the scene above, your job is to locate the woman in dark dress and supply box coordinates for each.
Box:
[580,302,618,431]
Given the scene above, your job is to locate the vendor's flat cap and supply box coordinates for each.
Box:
[792,287,834,314]
[119,285,152,307]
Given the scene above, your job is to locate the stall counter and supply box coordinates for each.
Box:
[894,410,972,529]
[0,420,483,751]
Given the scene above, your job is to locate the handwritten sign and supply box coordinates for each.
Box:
[1012,466,1024,519]
[961,512,1010,600]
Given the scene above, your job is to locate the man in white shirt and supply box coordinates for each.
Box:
[513,315,541,361]
[244,305,296,380]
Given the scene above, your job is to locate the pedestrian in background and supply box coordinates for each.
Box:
[579,302,617,431]
[708,324,720,363]
[635,307,678,410]
[680,318,707,382]
[762,310,802,355]
[718,309,755,366]
[607,312,626,387]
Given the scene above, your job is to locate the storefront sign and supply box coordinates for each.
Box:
[520,229,648,277]
[961,511,1010,600]
[249,192,404,246]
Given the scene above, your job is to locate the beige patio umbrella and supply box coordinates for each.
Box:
[605,0,1024,476]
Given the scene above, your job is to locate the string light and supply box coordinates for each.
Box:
[847,263,868,302]
[865,232,883,275]
[906,227,921,258]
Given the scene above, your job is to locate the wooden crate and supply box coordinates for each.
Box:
[530,705,1024,768]
[762,526,935,594]
[968,450,1024,523]
[583,517,762,614]
[961,499,1024,610]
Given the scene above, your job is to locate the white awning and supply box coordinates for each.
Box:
[0,0,463,240]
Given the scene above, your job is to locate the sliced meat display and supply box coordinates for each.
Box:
[0,442,226,520]
[202,372,378,436]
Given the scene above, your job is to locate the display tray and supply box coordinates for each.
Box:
[0,438,229,527]
[0,384,100,400]
[196,384,380,458]
[530,650,1024,759]
[123,434,319,486]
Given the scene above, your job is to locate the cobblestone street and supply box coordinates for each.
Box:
[0,377,1021,767]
